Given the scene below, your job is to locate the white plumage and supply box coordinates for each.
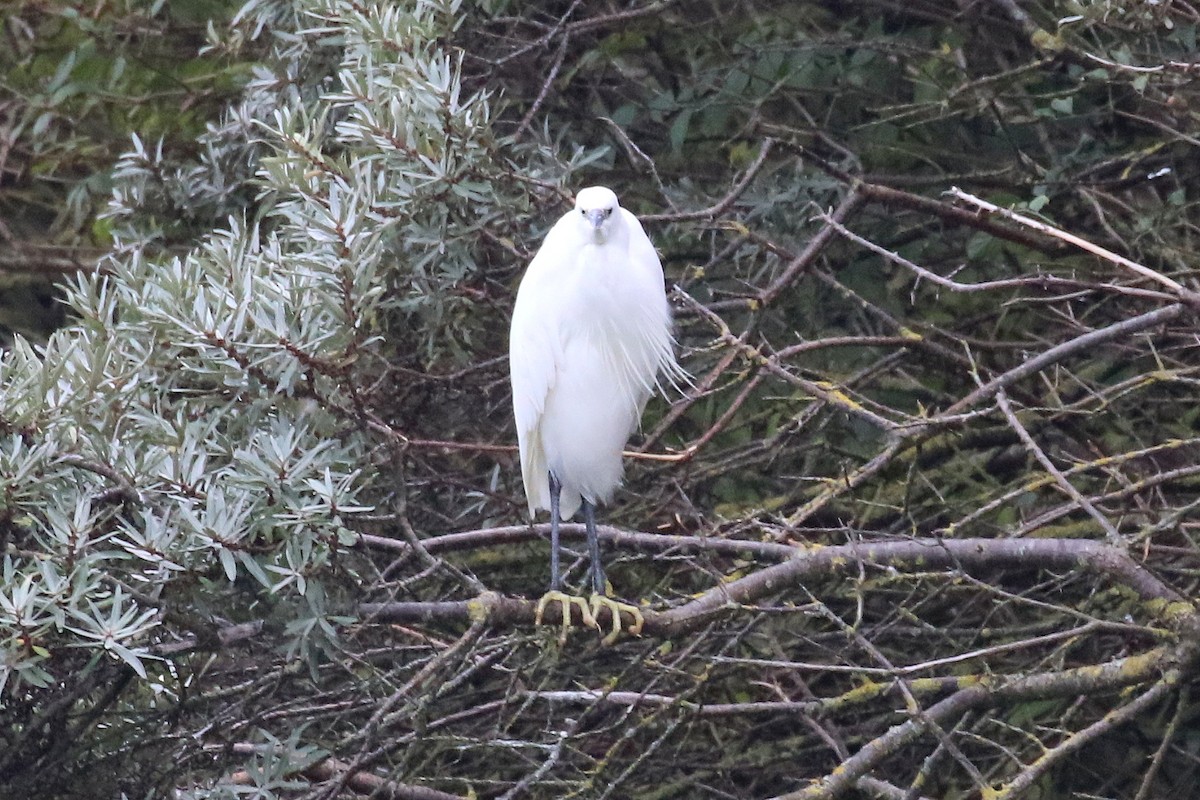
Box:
[510,186,678,599]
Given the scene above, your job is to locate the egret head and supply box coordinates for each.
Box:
[574,186,621,244]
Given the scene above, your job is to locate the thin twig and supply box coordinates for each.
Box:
[513,35,569,142]
[947,187,1200,307]
[640,138,775,222]
[1134,685,1191,800]
[945,303,1184,414]
[993,386,1122,544]
[759,188,864,306]
[990,675,1178,800]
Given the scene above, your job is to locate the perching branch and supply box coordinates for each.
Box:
[359,535,1193,638]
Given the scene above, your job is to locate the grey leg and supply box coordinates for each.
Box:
[583,498,606,595]
[549,472,562,591]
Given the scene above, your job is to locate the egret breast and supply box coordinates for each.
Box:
[540,332,643,515]
[538,244,660,517]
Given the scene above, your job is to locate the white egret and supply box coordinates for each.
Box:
[510,186,681,643]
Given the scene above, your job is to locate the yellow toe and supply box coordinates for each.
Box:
[535,591,597,644]
[588,595,645,645]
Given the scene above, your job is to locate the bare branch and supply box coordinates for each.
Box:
[947,187,1200,307]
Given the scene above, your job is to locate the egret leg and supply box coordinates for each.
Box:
[583,499,645,645]
[535,472,595,643]
[583,499,605,595]
[549,472,562,591]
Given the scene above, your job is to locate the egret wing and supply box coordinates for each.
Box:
[620,208,687,395]
[509,224,571,515]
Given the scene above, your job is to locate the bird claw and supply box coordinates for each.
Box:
[588,595,645,646]
[535,590,598,645]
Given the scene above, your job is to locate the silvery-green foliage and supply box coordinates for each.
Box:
[104,4,313,250]
[0,0,571,699]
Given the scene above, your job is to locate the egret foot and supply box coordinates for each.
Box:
[588,595,645,646]
[535,590,598,645]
